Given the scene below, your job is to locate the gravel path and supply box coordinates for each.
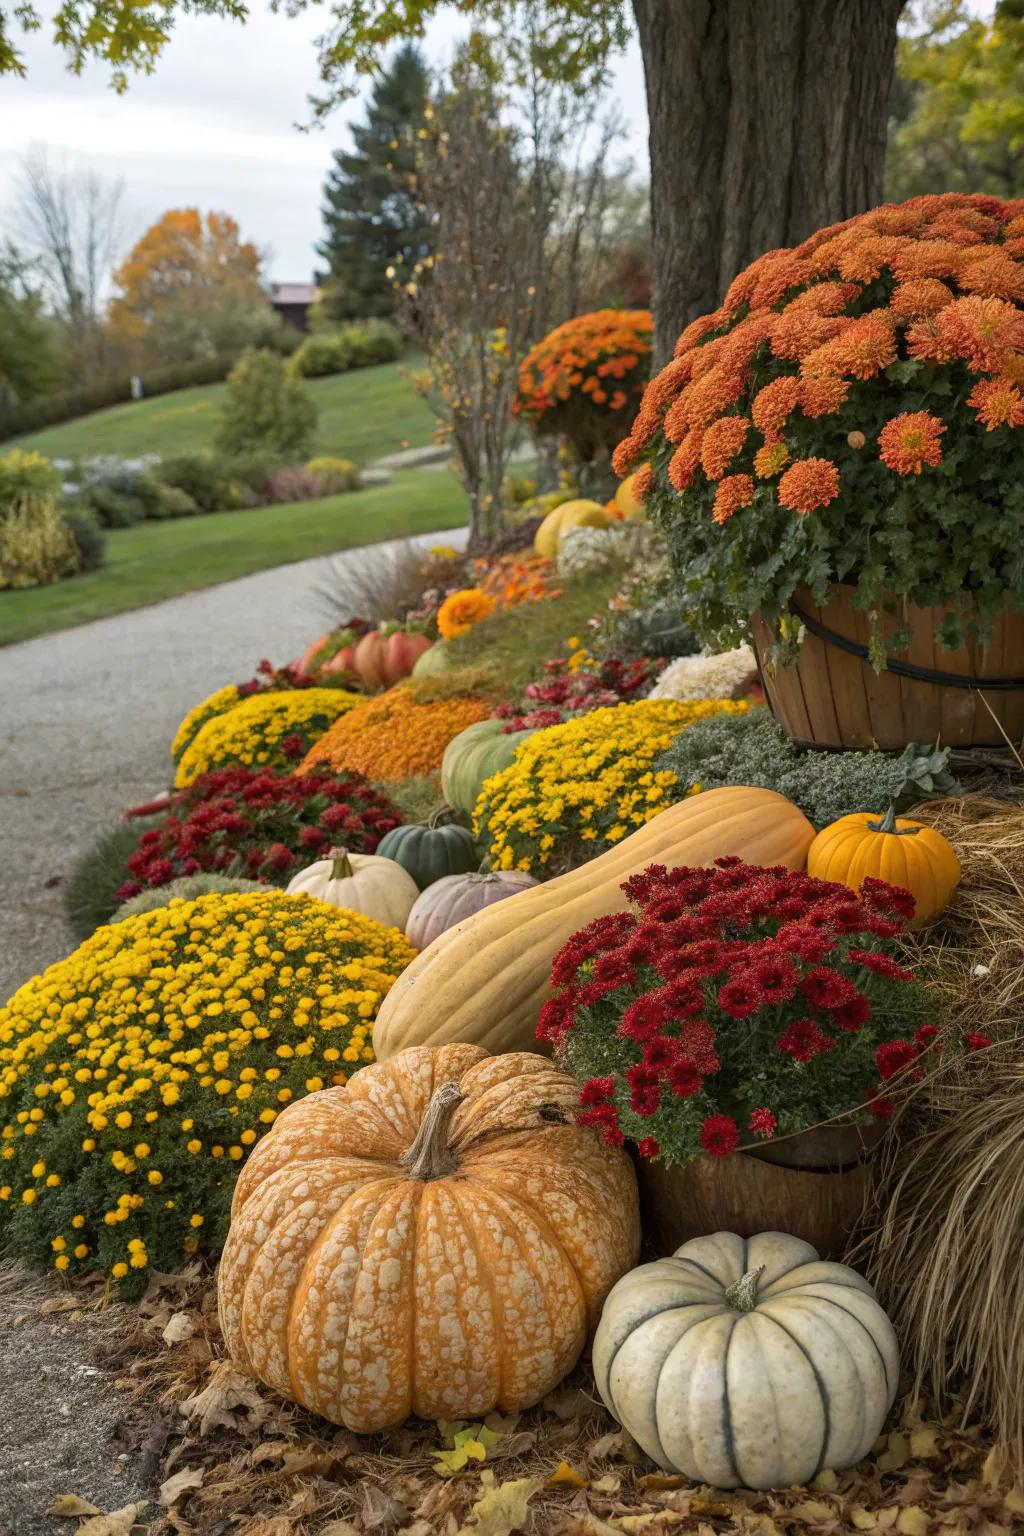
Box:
[0,530,462,1004]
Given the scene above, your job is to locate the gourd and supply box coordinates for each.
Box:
[615,472,647,521]
[218,1043,640,1432]
[375,807,480,890]
[440,719,537,816]
[807,805,960,925]
[406,870,537,949]
[592,1230,899,1490]
[534,498,613,559]
[285,848,419,930]
[412,641,456,678]
[293,631,332,676]
[373,786,815,1059]
[322,630,433,690]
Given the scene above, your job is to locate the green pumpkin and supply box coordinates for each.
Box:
[376,807,479,890]
[411,641,456,679]
[440,719,537,816]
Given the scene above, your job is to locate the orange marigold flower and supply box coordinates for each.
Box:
[437,588,497,640]
[878,411,946,475]
[777,458,841,515]
[712,474,755,525]
[889,278,954,319]
[700,415,751,480]
[800,376,851,418]
[667,428,703,493]
[966,377,1024,432]
[753,440,789,478]
[751,376,802,436]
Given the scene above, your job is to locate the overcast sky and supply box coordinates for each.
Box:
[0,8,647,285]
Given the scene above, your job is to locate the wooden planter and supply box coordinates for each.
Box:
[750,586,1024,750]
[638,1123,882,1261]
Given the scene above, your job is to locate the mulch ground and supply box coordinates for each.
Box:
[2,1263,1023,1536]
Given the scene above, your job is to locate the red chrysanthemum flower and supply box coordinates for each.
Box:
[699,1114,739,1157]
[777,1018,836,1063]
[748,1107,778,1139]
[965,1031,992,1051]
[777,457,841,514]
[876,1039,920,1081]
[667,1060,703,1098]
[847,948,916,981]
[636,1136,660,1159]
[579,1075,616,1106]
[878,411,946,475]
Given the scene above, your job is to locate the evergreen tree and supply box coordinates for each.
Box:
[316,43,432,323]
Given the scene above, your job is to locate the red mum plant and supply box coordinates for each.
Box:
[493,654,666,731]
[541,857,986,1167]
[117,767,401,901]
[616,193,1024,660]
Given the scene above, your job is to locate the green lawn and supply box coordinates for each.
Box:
[9,358,437,467]
[0,468,466,647]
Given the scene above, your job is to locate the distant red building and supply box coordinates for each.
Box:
[270,282,317,332]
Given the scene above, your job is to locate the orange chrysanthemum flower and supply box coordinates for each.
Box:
[700,415,751,480]
[631,463,656,500]
[436,588,497,639]
[966,378,1024,432]
[809,310,896,381]
[800,376,851,418]
[668,428,704,493]
[751,377,802,436]
[712,474,755,525]
[753,440,789,478]
[889,278,954,319]
[878,412,946,476]
[516,308,652,457]
[777,458,841,515]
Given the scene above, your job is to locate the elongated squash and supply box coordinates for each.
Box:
[372,786,814,1059]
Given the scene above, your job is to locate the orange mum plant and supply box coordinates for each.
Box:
[516,308,653,464]
[300,685,492,782]
[436,587,497,640]
[614,193,1024,660]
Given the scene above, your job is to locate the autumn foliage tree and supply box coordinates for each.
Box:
[109,209,280,365]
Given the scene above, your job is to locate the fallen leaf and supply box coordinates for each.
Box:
[850,1512,877,1531]
[159,1467,204,1506]
[76,1505,149,1536]
[162,1312,197,1346]
[909,1426,941,1461]
[588,1432,625,1463]
[812,1469,839,1492]
[982,1446,1006,1487]
[895,1508,930,1536]
[180,1360,265,1434]
[544,1461,585,1489]
[589,1475,621,1495]
[434,1423,500,1475]
[361,1482,409,1532]
[636,1473,687,1492]
[48,1495,102,1518]
[791,1499,837,1524]
[319,1524,359,1536]
[877,1434,909,1473]
[1004,1489,1024,1515]
[456,1472,543,1536]
[543,1387,594,1420]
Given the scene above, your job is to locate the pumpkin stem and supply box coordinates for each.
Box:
[327,847,353,880]
[426,804,458,830]
[401,1080,466,1181]
[866,805,920,838]
[724,1265,766,1313]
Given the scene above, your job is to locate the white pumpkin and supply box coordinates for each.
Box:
[592,1230,899,1490]
[285,847,419,931]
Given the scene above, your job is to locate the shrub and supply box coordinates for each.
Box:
[0,891,416,1289]
[616,193,1024,659]
[515,309,653,462]
[215,348,318,461]
[0,496,80,589]
[174,687,363,789]
[264,465,322,504]
[61,507,107,572]
[112,874,267,921]
[474,699,749,875]
[64,822,145,941]
[307,455,360,494]
[654,709,960,829]
[341,318,403,368]
[118,767,401,898]
[157,454,239,513]
[148,482,200,519]
[293,330,353,377]
[542,861,945,1166]
[82,483,141,528]
[0,448,61,511]
[301,685,493,782]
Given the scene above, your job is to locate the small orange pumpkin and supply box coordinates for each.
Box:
[806,805,960,925]
[218,1044,640,1432]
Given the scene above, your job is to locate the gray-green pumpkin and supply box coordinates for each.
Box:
[376,807,479,890]
[440,719,537,816]
[411,641,457,679]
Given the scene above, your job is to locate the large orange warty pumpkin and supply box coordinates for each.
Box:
[218,1044,640,1432]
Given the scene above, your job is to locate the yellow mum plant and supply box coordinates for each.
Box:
[0,891,415,1290]
[474,699,750,873]
[170,683,241,765]
[175,687,362,789]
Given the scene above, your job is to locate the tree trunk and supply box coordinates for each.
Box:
[632,0,905,363]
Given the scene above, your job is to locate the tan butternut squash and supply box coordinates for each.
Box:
[372,786,814,1059]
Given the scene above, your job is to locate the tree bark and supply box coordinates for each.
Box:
[632,0,906,363]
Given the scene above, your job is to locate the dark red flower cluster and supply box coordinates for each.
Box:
[116,767,401,901]
[494,655,666,732]
[543,858,963,1168]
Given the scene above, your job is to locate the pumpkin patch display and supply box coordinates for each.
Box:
[405,869,537,949]
[376,807,480,890]
[807,806,960,925]
[593,1230,899,1490]
[218,1044,640,1432]
[534,498,613,559]
[440,718,536,816]
[373,786,815,1059]
[286,847,419,930]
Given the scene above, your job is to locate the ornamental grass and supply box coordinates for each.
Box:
[0,891,416,1291]
[516,308,653,461]
[300,684,492,783]
[174,687,362,789]
[615,192,1024,656]
[474,699,748,873]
